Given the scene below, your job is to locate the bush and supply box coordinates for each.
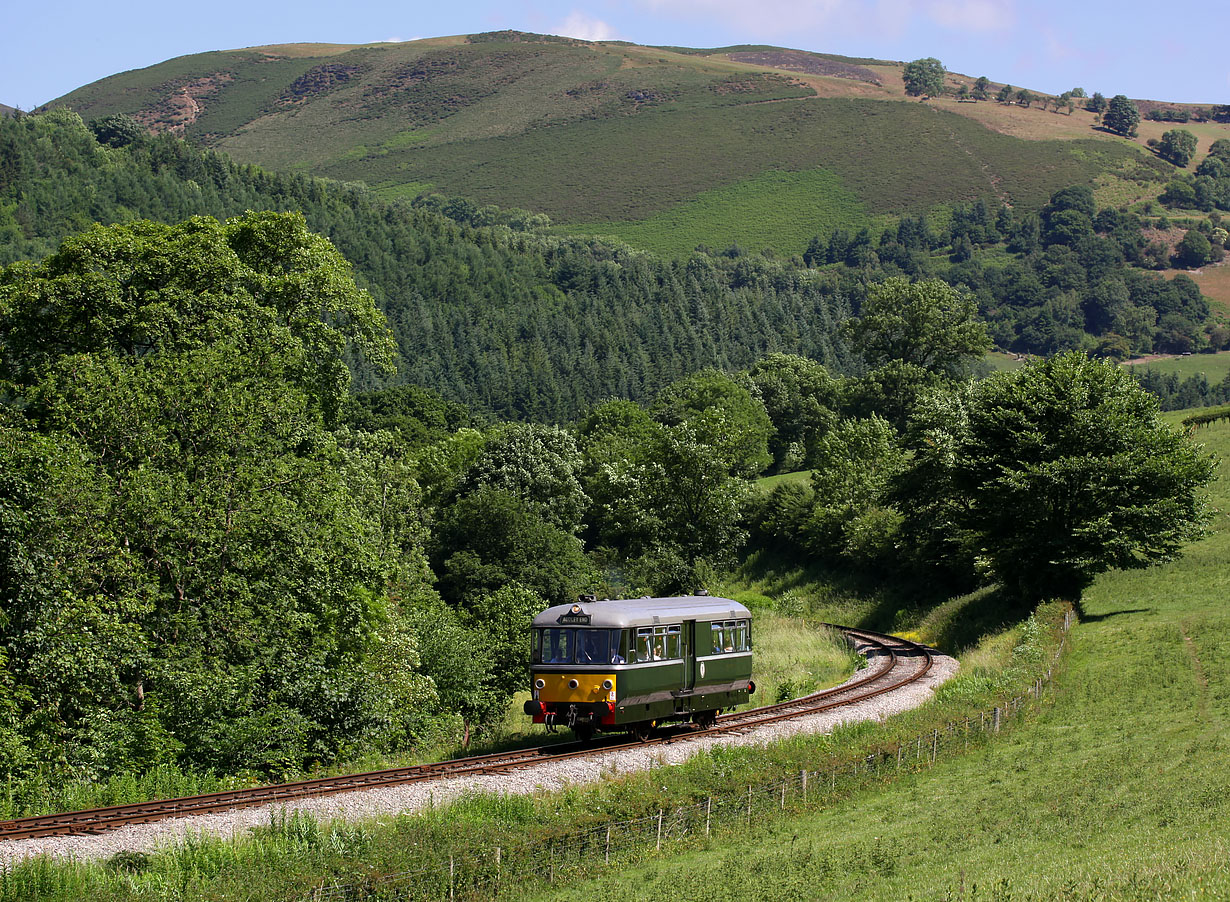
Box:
[1173,229,1213,268]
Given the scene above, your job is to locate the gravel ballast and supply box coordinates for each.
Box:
[0,640,957,864]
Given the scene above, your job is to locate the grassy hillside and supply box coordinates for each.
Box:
[52,33,1167,256]
[1126,349,1230,382]
[532,416,1230,899]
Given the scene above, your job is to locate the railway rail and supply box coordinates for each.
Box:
[0,626,932,843]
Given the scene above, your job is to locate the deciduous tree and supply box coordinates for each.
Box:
[1158,129,1198,167]
[844,277,990,376]
[948,353,1214,605]
[903,58,945,97]
[1104,95,1140,137]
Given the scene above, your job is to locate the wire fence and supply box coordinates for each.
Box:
[307,607,1074,901]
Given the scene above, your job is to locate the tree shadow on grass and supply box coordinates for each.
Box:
[921,586,1038,657]
[1077,608,1151,623]
[734,548,953,632]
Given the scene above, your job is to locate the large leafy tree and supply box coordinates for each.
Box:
[652,369,773,477]
[947,353,1214,605]
[0,212,394,423]
[1103,95,1140,137]
[845,277,990,376]
[745,353,841,473]
[903,58,945,97]
[1158,129,1198,167]
[431,488,595,607]
[803,415,906,566]
[0,213,434,778]
[457,423,589,533]
[579,398,749,595]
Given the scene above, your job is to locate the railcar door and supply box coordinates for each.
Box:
[683,621,696,691]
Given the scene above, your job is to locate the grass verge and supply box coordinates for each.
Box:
[0,596,1070,900]
[0,612,854,823]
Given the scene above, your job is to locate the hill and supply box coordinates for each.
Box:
[50,32,1178,257]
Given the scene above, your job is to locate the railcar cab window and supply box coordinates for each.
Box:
[710,619,751,654]
[539,628,574,664]
[534,628,624,665]
[576,629,611,665]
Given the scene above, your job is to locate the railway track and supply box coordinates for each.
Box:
[0,627,932,843]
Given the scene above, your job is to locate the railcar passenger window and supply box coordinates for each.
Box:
[665,625,681,659]
[636,628,653,662]
[736,620,750,652]
[711,623,723,654]
[542,628,574,664]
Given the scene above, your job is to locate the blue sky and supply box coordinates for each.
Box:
[4,0,1227,111]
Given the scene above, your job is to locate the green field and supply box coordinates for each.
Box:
[532,417,1230,900]
[754,470,813,493]
[560,169,874,258]
[1125,350,1230,383]
[983,350,1028,373]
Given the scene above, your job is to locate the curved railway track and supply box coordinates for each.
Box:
[0,626,932,843]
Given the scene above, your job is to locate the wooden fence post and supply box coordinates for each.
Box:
[657,809,663,852]
[802,770,808,805]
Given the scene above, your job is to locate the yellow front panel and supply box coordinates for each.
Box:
[537,672,616,704]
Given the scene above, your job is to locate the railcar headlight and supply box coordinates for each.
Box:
[602,679,613,690]
[534,678,545,689]
[568,678,579,689]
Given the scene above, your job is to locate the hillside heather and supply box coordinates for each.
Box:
[51,34,1141,250]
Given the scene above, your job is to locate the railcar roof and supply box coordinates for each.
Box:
[532,595,751,629]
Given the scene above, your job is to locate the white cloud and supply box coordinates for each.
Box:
[637,0,848,34]
[556,11,619,42]
[926,0,1014,32]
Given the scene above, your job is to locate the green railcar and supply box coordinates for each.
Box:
[524,594,755,741]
